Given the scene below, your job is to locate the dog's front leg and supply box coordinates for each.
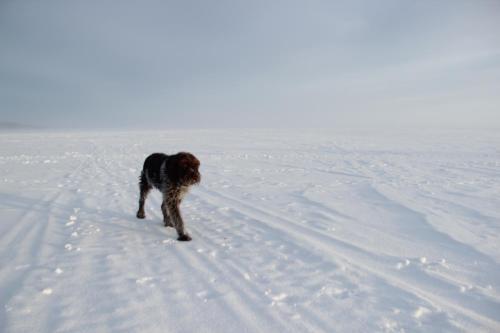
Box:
[167,200,191,241]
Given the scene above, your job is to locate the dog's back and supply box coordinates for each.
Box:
[141,153,168,189]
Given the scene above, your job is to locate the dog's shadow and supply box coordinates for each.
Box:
[0,191,179,241]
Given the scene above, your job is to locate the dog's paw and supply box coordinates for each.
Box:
[136,211,146,219]
[177,234,192,242]
[164,220,174,228]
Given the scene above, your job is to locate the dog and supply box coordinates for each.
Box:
[136,152,201,241]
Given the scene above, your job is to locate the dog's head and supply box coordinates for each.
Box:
[166,152,201,186]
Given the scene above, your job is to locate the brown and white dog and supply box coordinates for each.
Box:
[136,152,201,241]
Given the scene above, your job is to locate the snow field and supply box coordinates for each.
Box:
[1,129,499,332]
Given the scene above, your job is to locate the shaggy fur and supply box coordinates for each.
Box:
[136,152,201,241]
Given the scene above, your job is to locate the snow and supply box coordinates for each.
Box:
[0,129,499,332]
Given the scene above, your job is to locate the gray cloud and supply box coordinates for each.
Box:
[1,0,499,129]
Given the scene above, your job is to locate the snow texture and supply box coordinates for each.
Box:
[1,129,499,332]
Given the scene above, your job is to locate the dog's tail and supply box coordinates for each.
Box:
[139,170,147,186]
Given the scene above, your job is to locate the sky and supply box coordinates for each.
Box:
[1,0,499,129]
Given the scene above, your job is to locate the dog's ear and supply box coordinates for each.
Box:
[165,153,183,184]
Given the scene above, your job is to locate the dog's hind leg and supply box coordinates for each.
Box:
[161,201,174,227]
[136,171,151,219]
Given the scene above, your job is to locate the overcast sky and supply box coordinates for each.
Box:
[1,0,499,129]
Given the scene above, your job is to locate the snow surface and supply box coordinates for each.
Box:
[1,129,499,333]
